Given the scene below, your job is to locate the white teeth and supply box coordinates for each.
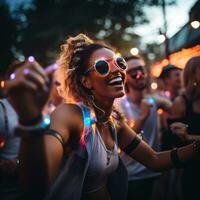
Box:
[108,77,122,84]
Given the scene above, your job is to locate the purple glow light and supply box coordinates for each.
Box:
[23,68,29,75]
[45,63,59,74]
[10,73,16,80]
[28,56,35,63]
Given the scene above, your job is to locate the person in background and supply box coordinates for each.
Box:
[116,55,160,200]
[159,64,182,101]
[169,56,200,200]
[116,55,172,200]
[43,71,63,115]
[157,64,183,200]
[0,59,51,200]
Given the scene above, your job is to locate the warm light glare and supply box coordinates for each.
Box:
[129,119,135,128]
[157,34,166,43]
[115,52,121,57]
[151,82,158,90]
[191,21,200,29]
[150,45,200,77]
[130,48,139,56]
[0,80,5,88]
[157,108,164,115]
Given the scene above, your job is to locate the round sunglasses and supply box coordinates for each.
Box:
[84,57,128,76]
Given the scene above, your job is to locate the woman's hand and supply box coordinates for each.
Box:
[7,60,52,122]
[170,122,188,142]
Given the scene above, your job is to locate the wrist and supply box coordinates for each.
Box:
[192,140,200,154]
[15,114,51,138]
[19,114,43,126]
[18,109,43,124]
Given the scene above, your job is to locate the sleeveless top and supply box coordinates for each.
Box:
[44,103,128,200]
[0,99,19,160]
[181,95,200,135]
[83,124,119,194]
[116,96,160,180]
[181,95,200,172]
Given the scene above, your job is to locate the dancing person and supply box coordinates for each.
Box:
[116,55,163,200]
[0,59,50,200]
[10,34,200,200]
[169,56,200,200]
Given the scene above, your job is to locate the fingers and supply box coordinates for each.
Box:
[8,59,52,93]
[24,60,49,83]
[170,122,188,130]
[25,69,48,92]
[170,123,188,141]
[20,78,38,91]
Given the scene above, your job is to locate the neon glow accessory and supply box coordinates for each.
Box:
[144,97,155,105]
[9,60,59,81]
[84,56,127,76]
[77,104,97,147]
[15,114,51,138]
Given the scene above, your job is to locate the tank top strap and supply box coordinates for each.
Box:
[76,103,97,136]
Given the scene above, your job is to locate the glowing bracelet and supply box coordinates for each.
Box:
[15,115,51,138]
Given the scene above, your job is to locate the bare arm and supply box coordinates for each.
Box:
[131,100,152,133]
[117,120,197,172]
[18,104,83,199]
[152,93,172,113]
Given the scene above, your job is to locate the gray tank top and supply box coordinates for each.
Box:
[0,98,19,160]
[83,124,119,194]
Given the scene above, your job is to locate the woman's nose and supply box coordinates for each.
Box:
[110,60,120,72]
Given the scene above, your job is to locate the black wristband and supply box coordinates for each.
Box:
[19,114,43,126]
[170,148,184,168]
[123,136,141,155]
[192,140,200,154]
[15,115,50,138]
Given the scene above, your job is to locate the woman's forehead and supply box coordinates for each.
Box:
[89,48,114,63]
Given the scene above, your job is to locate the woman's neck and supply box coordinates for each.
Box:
[91,97,114,123]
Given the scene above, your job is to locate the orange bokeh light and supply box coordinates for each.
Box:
[150,45,200,77]
[157,108,164,115]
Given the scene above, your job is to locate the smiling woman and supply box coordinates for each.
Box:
[14,34,200,200]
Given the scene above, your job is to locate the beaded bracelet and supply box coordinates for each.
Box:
[192,140,200,154]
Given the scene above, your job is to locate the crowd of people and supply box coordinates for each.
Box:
[0,33,200,200]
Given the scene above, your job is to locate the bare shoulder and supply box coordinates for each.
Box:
[51,103,83,123]
[170,96,185,118]
[50,103,84,142]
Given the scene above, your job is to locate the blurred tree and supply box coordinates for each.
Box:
[16,0,175,65]
[0,1,17,75]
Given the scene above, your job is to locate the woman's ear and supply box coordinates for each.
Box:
[81,75,93,90]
